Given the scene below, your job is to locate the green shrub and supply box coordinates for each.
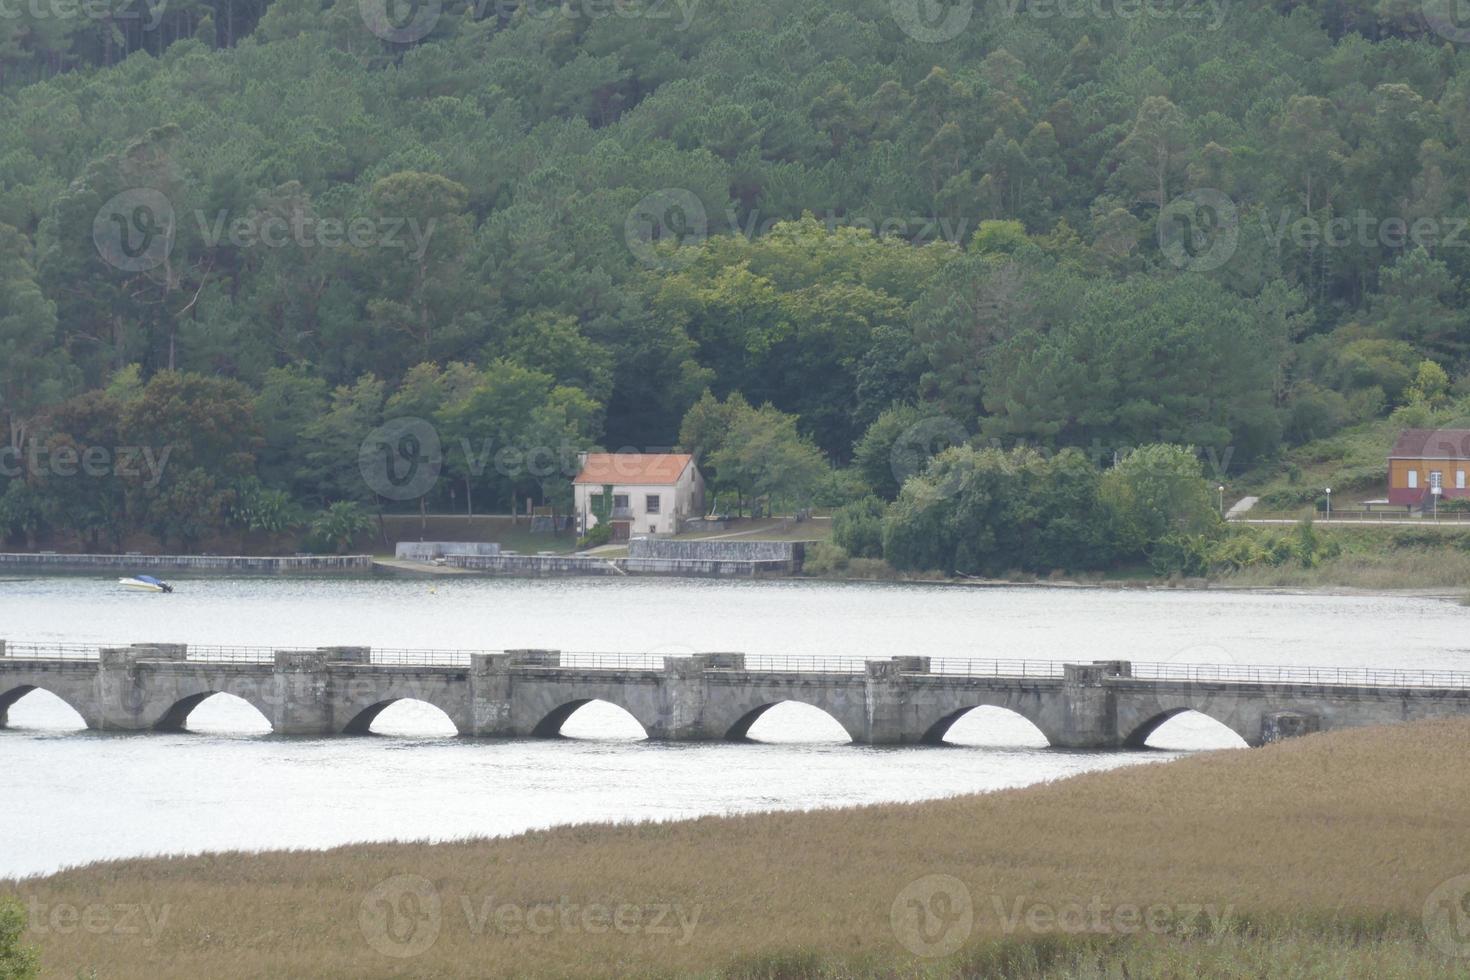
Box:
[309,501,372,554]
[831,496,885,558]
[576,522,613,549]
[801,541,850,575]
[0,898,38,980]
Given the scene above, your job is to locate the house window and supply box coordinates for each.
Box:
[645,494,661,514]
[1458,471,1466,490]
[612,494,629,509]
[1431,471,1443,489]
[1408,470,1419,489]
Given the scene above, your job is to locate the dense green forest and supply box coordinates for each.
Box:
[3,0,1470,556]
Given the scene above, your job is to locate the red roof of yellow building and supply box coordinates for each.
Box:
[573,453,694,486]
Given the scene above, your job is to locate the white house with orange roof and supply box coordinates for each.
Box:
[573,453,706,539]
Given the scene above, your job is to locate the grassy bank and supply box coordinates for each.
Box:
[1217,523,1470,591]
[7,720,1470,978]
[805,522,1470,594]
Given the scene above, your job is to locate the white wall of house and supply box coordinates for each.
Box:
[576,465,705,536]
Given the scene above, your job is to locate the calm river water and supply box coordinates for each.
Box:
[1,575,1463,879]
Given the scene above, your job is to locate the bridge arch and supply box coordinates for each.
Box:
[0,684,93,729]
[155,691,273,733]
[1123,708,1250,750]
[725,701,857,742]
[531,699,648,739]
[343,698,460,736]
[922,704,1052,747]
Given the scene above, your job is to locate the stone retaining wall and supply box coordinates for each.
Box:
[627,538,806,565]
[447,555,625,576]
[621,557,793,577]
[0,553,373,573]
[393,541,502,561]
[444,554,794,577]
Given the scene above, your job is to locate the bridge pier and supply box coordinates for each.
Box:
[861,660,914,745]
[1051,662,1130,749]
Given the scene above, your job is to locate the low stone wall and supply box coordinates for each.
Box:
[627,538,806,565]
[446,555,625,577]
[0,553,373,574]
[621,557,793,577]
[393,541,502,561]
[444,554,793,577]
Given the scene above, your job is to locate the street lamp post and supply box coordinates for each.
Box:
[1218,485,1225,517]
[1324,487,1331,520]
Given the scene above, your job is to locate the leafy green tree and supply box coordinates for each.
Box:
[35,390,129,551]
[253,365,330,496]
[1099,444,1221,564]
[0,224,73,457]
[851,402,953,501]
[310,500,372,555]
[707,403,828,516]
[231,477,304,550]
[120,372,260,549]
[0,897,38,980]
[1405,359,1450,407]
[882,446,1112,576]
[832,496,885,559]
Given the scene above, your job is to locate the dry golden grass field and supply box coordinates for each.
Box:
[7,719,1470,978]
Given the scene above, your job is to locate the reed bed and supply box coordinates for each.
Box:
[7,719,1470,978]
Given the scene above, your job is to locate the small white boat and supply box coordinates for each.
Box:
[118,575,173,593]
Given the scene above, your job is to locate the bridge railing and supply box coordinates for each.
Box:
[1128,661,1470,689]
[6,641,1470,688]
[928,659,1067,678]
[2,641,103,660]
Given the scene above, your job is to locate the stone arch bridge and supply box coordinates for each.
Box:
[3,641,1469,748]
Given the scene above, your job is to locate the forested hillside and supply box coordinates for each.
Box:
[3,0,1469,550]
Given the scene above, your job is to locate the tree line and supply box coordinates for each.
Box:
[3,0,1470,553]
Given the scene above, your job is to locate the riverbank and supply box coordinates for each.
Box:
[5,719,1467,978]
[803,521,1470,598]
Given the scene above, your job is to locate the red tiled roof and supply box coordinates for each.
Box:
[573,453,694,486]
[1389,429,1470,460]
